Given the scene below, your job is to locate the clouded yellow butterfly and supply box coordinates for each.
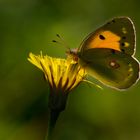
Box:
[67,17,139,90]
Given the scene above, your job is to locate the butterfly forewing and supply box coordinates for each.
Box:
[80,17,135,56]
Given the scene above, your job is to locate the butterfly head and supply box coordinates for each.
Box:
[66,48,79,63]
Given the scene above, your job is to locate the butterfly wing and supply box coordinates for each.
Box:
[79,48,139,89]
[79,17,135,56]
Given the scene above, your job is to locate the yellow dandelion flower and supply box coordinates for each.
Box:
[28,52,86,111]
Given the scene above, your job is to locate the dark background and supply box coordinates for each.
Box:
[0,0,140,139]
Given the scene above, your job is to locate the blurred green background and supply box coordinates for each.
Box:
[1,0,140,140]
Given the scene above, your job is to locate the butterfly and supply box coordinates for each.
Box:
[68,17,140,90]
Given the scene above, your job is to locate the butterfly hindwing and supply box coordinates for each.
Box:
[79,48,139,89]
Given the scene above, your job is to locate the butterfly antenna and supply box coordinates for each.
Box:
[55,34,71,51]
[52,39,71,52]
[52,39,62,45]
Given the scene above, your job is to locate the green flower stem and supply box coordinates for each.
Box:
[45,91,68,140]
[46,109,61,140]
[48,90,68,112]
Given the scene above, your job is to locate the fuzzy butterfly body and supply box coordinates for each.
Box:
[68,17,139,90]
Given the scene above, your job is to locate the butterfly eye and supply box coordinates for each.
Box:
[109,60,120,69]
